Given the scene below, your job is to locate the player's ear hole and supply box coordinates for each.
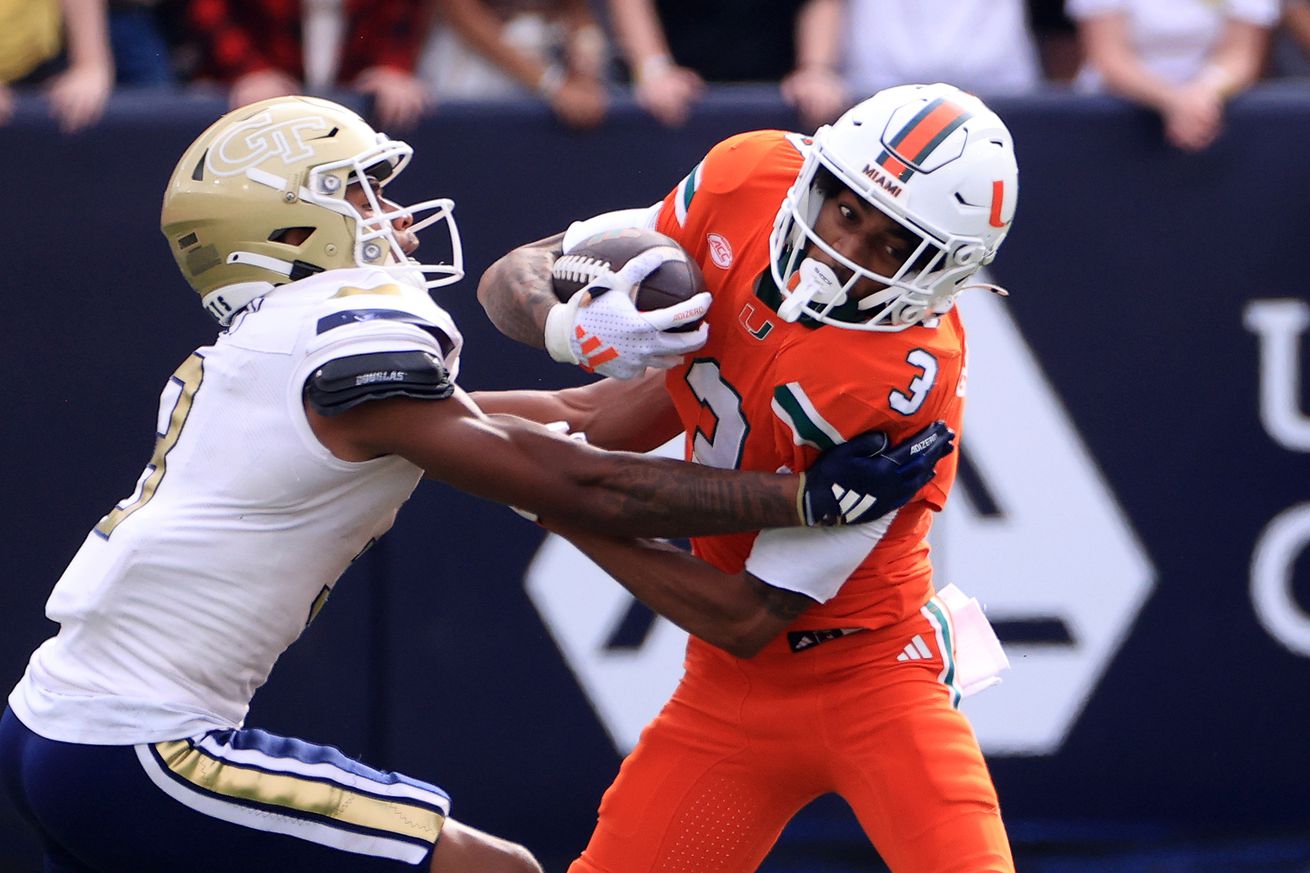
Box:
[270,227,316,245]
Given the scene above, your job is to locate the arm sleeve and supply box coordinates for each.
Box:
[561,205,663,253]
[745,511,897,603]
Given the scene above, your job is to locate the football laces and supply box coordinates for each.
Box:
[552,255,613,286]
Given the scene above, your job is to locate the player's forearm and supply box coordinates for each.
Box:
[472,370,681,453]
[477,237,564,348]
[548,527,782,657]
[394,404,800,536]
[508,429,801,536]
[570,455,801,537]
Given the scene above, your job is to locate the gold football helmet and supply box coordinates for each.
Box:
[161,96,463,323]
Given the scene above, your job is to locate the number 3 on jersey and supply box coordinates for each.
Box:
[687,351,943,468]
[889,349,938,415]
[95,353,206,538]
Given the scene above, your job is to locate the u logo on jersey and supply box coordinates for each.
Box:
[739,302,774,341]
[206,112,332,177]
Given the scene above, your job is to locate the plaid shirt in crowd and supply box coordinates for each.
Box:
[189,0,423,83]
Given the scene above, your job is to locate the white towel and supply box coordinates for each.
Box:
[937,583,1011,697]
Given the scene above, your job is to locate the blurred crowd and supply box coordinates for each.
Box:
[2,0,1309,150]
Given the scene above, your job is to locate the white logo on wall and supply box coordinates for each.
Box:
[525,284,1155,756]
[1243,299,1310,656]
[930,288,1154,755]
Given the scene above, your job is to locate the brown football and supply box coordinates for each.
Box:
[551,228,707,330]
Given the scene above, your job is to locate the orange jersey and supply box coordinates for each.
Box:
[656,130,967,632]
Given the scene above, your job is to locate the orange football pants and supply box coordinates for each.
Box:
[569,608,1013,873]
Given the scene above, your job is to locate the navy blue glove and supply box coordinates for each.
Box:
[799,421,956,526]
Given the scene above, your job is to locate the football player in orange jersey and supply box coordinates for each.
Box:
[475,83,1019,872]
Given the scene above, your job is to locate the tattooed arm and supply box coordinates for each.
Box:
[477,232,566,349]
[544,522,815,658]
[307,385,802,539]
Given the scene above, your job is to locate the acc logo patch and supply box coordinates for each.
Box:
[707,233,733,269]
[206,111,332,177]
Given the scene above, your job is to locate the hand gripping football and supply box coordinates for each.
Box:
[551,229,708,330]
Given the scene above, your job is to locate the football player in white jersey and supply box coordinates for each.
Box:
[0,96,952,873]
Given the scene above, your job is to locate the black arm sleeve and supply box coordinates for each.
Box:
[304,350,455,416]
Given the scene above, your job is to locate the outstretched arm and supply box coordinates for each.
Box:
[546,521,815,659]
[309,387,801,538]
[471,369,681,453]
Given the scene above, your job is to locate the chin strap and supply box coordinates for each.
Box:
[226,250,325,282]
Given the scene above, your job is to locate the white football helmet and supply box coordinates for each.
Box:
[161,96,463,324]
[770,83,1018,331]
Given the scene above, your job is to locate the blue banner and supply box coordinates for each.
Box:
[2,86,1308,868]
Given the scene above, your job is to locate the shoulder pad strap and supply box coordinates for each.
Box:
[305,350,454,416]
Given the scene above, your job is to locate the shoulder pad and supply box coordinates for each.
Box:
[305,350,454,416]
[314,307,456,358]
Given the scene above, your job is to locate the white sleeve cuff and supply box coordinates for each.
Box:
[745,511,896,604]
[562,204,664,253]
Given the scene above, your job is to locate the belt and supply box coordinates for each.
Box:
[787,627,865,653]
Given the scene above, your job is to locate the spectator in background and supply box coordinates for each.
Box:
[1028,0,1082,82]
[420,0,608,130]
[1273,0,1310,77]
[188,0,430,129]
[840,0,1042,100]
[606,0,846,129]
[109,0,176,86]
[1069,0,1278,151]
[0,0,114,132]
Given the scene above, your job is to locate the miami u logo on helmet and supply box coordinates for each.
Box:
[206,112,333,177]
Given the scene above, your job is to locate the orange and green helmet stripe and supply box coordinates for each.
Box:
[876,98,974,182]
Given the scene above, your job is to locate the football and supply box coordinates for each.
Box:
[551,228,707,329]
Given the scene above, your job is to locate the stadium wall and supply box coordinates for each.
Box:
[1,86,1308,868]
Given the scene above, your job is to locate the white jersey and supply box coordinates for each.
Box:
[9,268,462,745]
[843,0,1041,98]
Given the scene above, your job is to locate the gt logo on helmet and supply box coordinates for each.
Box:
[206,112,332,177]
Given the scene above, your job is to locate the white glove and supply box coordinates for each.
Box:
[544,249,710,379]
